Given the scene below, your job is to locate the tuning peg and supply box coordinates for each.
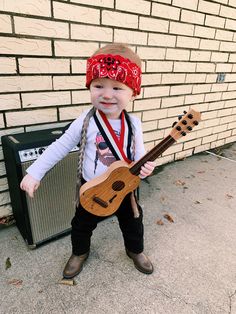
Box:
[178,115,183,120]
[181,131,187,136]
[187,126,192,131]
[176,126,182,131]
[183,110,187,114]
[172,121,177,127]
[193,121,199,125]
[182,120,187,125]
[187,114,193,119]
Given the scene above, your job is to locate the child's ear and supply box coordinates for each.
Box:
[131,95,136,102]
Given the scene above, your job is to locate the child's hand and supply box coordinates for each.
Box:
[20,174,40,198]
[139,161,156,179]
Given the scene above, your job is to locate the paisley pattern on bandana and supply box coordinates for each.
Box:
[86,54,141,96]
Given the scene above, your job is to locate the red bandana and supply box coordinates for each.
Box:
[86,54,142,96]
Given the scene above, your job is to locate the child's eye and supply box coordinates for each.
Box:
[94,84,103,89]
[113,87,122,90]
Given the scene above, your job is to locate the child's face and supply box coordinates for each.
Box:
[90,78,133,119]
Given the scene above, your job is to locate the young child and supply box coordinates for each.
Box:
[20,43,156,278]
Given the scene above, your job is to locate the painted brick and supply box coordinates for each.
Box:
[194,144,210,153]
[205,92,222,102]
[197,128,213,138]
[196,63,215,73]
[170,22,194,36]
[69,0,114,8]
[139,17,169,33]
[228,0,236,7]
[0,14,12,33]
[167,106,189,117]
[142,109,168,122]
[225,19,236,31]
[174,62,196,73]
[0,94,21,110]
[202,134,218,144]
[137,47,165,60]
[158,117,176,128]
[0,0,51,17]
[192,84,211,94]
[205,15,225,29]
[114,29,147,45]
[216,63,233,73]
[170,85,192,96]
[190,51,211,62]
[210,139,225,148]
[181,10,205,25]
[155,155,174,166]
[161,96,184,108]
[213,124,228,133]
[202,111,218,120]
[199,39,220,51]
[162,143,183,156]
[220,41,236,52]
[211,84,228,92]
[222,91,236,100]
[215,29,234,41]
[185,93,205,105]
[72,90,91,104]
[53,2,99,24]
[6,109,57,127]
[0,76,52,93]
[102,10,138,29]
[206,74,218,83]
[220,115,235,124]
[19,58,70,74]
[22,91,71,108]
[59,105,91,121]
[198,0,220,15]
[186,74,206,84]
[71,24,112,42]
[134,98,161,111]
[166,48,190,61]
[148,33,176,47]
[220,5,236,19]
[152,3,180,20]
[224,74,236,82]
[223,99,234,108]
[194,26,215,39]
[211,52,229,62]
[172,0,198,10]
[162,73,185,85]
[116,0,151,15]
[152,0,171,4]
[0,36,51,56]
[55,41,98,57]
[184,138,202,149]
[14,16,69,38]
[229,53,236,62]
[227,82,236,91]
[0,114,4,128]
[0,57,17,74]
[175,149,194,159]
[142,74,162,86]
[218,130,232,139]
[143,86,170,98]
[71,60,87,74]
[176,36,199,49]
[53,75,85,90]
[217,108,233,117]
[142,121,158,132]
[146,61,173,72]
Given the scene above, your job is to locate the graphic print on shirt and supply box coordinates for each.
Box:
[94,131,119,174]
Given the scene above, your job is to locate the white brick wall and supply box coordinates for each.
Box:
[0,0,236,217]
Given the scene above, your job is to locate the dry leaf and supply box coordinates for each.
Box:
[163,214,174,223]
[58,278,76,286]
[197,171,205,174]
[156,219,164,225]
[5,257,11,270]
[160,196,165,202]
[8,279,23,286]
[194,200,201,204]
[174,180,185,186]
[226,194,233,199]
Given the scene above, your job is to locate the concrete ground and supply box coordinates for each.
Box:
[0,142,236,314]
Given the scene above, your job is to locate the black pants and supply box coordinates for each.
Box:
[71,193,144,256]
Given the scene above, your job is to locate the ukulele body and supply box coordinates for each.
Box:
[79,160,140,216]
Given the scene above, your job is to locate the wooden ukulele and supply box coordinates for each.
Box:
[80,108,201,216]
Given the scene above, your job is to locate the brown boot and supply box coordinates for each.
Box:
[63,252,89,279]
[126,249,153,274]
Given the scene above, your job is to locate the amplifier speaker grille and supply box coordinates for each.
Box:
[21,152,78,244]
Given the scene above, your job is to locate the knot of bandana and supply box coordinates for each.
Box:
[86,54,142,96]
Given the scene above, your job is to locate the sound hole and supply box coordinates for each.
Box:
[112,181,125,191]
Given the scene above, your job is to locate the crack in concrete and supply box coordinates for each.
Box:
[229,289,236,314]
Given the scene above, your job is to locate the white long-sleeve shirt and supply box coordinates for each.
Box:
[27,108,146,182]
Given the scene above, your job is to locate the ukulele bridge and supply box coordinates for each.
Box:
[93,196,108,208]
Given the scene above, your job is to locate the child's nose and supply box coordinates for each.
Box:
[102,88,113,99]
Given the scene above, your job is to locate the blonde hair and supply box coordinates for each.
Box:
[92,43,142,68]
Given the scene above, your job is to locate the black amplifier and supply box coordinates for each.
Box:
[2,126,78,248]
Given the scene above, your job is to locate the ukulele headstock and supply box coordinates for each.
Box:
[170,109,201,141]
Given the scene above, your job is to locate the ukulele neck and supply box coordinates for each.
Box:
[129,135,175,176]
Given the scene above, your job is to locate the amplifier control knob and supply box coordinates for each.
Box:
[38,147,45,155]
